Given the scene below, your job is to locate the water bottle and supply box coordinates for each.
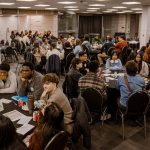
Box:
[27,89,34,115]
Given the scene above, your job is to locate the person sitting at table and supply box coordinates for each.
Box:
[0,63,17,93]
[115,35,128,55]
[79,51,89,75]
[78,60,107,101]
[0,115,28,150]
[105,51,123,70]
[134,53,149,77]
[117,61,145,108]
[63,58,83,99]
[40,73,73,135]
[17,62,43,101]
[29,102,65,150]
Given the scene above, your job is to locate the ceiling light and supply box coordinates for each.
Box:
[17,0,37,1]
[87,8,100,10]
[34,4,50,7]
[64,6,78,8]
[112,6,127,9]
[67,9,79,11]
[57,1,76,4]
[122,10,133,13]
[122,2,141,5]
[131,8,142,10]
[66,11,76,14]
[18,7,31,9]
[107,9,118,11]
[0,3,14,5]
[116,12,125,14]
[88,4,105,7]
[45,8,58,10]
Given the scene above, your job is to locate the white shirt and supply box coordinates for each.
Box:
[0,71,17,93]
[46,49,61,59]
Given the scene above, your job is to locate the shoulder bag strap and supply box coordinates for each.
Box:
[124,75,133,93]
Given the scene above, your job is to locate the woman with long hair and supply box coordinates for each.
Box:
[29,102,65,150]
[134,53,149,77]
[0,115,28,150]
[106,51,123,70]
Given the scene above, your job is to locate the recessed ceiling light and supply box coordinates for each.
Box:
[112,6,127,9]
[131,8,142,11]
[57,1,76,4]
[122,2,141,5]
[87,8,100,10]
[45,8,58,10]
[17,0,37,1]
[87,10,97,12]
[34,4,50,7]
[123,10,133,13]
[107,9,118,11]
[88,4,105,7]
[116,12,125,14]
[67,9,79,11]
[18,7,31,9]
[0,3,14,5]
[64,6,78,8]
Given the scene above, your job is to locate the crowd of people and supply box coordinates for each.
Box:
[0,30,150,150]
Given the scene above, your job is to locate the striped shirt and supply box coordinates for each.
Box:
[78,72,106,95]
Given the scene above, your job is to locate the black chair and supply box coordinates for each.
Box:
[64,52,75,73]
[81,88,107,125]
[119,46,128,65]
[44,131,68,150]
[4,46,18,63]
[118,91,150,140]
[107,46,115,56]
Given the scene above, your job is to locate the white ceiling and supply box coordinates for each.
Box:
[0,0,149,14]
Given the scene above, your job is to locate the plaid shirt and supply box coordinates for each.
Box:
[78,72,106,95]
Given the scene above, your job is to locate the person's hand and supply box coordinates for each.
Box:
[19,72,28,85]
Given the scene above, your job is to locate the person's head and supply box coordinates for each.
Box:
[110,51,118,61]
[64,41,71,48]
[43,102,64,129]
[89,60,99,73]
[42,73,59,93]
[118,35,126,41]
[143,46,150,62]
[21,62,35,79]
[71,58,82,70]
[140,46,146,52]
[125,60,138,76]
[41,102,64,149]
[76,39,81,46]
[135,53,142,63]
[79,51,88,62]
[0,63,10,81]
[0,115,17,147]
[51,42,57,49]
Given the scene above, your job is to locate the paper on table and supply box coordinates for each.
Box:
[16,124,34,135]
[0,98,11,104]
[3,110,25,122]
[17,116,32,125]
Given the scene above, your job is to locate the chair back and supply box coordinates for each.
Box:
[107,46,115,56]
[46,54,61,75]
[65,52,75,73]
[81,88,103,113]
[127,91,149,115]
[44,131,68,150]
